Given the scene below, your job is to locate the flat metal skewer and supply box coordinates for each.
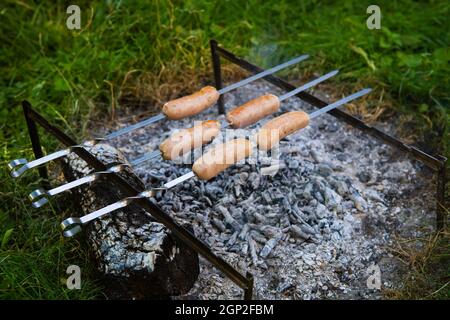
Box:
[29,70,338,208]
[278,70,339,101]
[60,171,196,237]
[8,54,309,178]
[60,88,371,237]
[308,88,372,119]
[28,150,160,208]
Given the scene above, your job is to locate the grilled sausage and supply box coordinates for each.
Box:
[193,138,254,180]
[226,94,280,128]
[162,86,219,120]
[159,120,221,160]
[256,111,310,151]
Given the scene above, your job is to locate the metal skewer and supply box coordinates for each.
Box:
[8,54,309,178]
[29,70,338,208]
[28,150,161,208]
[61,171,196,237]
[60,88,371,237]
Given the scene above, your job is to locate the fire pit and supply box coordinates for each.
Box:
[13,40,447,299]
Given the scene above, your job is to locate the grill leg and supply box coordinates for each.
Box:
[244,272,254,300]
[436,156,447,230]
[22,101,49,184]
[210,39,225,115]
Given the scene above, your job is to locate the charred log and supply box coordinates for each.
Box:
[61,143,199,299]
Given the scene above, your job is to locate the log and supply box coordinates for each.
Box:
[61,143,199,299]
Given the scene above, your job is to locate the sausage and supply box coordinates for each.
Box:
[256,111,310,151]
[162,86,219,120]
[193,138,254,180]
[226,94,280,128]
[159,120,221,160]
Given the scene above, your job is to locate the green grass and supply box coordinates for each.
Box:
[0,0,448,299]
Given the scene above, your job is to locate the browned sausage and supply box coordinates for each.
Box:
[162,86,219,120]
[226,94,280,128]
[256,111,310,151]
[159,120,221,160]
[192,138,254,180]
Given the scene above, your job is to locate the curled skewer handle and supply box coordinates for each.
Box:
[9,149,70,178]
[29,188,50,208]
[60,217,83,238]
[8,139,102,179]
[7,158,27,176]
[60,199,130,237]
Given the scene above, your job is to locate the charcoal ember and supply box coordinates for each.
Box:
[329,177,349,196]
[364,189,386,204]
[290,225,311,240]
[299,223,316,236]
[238,224,250,240]
[248,172,261,190]
[216,205,240,231]
[357,171,371,183]
[248,237,259,266]
[259,234,282,259]
[61,143,199,299]
[253,211,267,224]
[227,231,238,247]
[259,225,282,238]
[316,163,333,177]
[315,202,330,219]
[250,230,267,244]
[349,189,368,211]
[323,186,342,209]
[262,191,273,204]
[290,204,307,223]
[241,242,249,256]
[288,160,300,169]
[277,281,294,293]
[212,218,226,232]
[302,183,314,200]
[230,207,244,221]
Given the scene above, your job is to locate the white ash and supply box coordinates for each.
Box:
[107,80,436,299]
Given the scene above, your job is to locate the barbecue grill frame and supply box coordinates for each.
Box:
[210,39,447,230]
[19,40,446,301]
